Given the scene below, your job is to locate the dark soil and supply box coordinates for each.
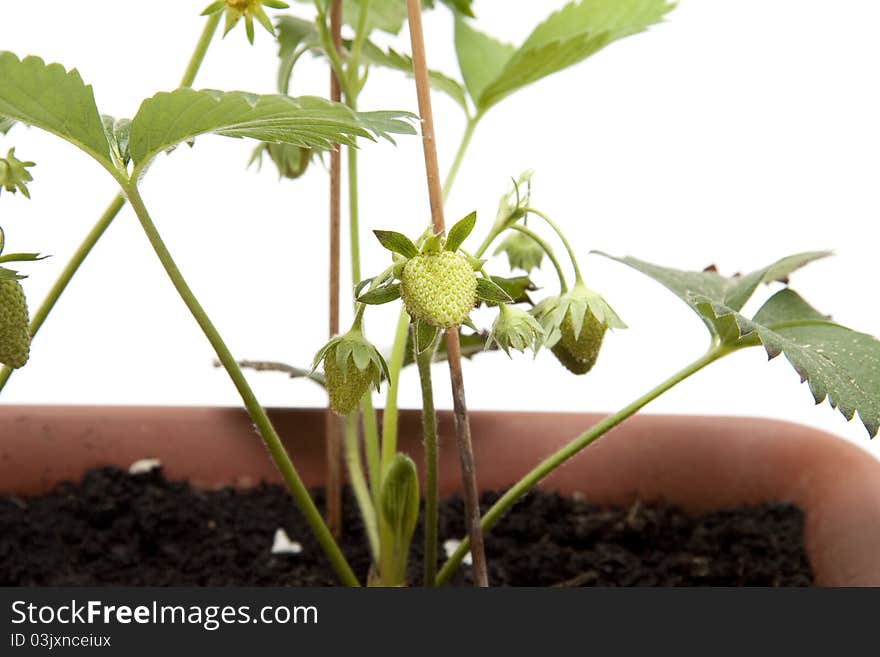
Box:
[0,467,813,586]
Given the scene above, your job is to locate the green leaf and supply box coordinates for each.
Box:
[753,288,829,327]
[0,116,14,135]
[129,89,407,167]
[357,281,401,305]
[0,252,47,264]
[356,110,418,144]
[359,41,469,112]
[600,251,831,338]
[694,290,880,438]
[373,230,418,258]
[459,0,673,114]
[414,319,439,355]
[290,0,407,34]
[0,52,113,171]
[444,211,476,252]
[101,115,132,170]
[454,17,516,107]
[488,275,537,306]
[476,276,513,305]
[275,15,320,93]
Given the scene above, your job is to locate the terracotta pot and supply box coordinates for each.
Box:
[1,405,879,586]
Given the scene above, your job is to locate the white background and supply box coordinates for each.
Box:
[1,1,878,457]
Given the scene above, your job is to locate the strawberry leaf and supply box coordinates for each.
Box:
[695,291,880,438]
[600,251,831,338]
[0,52,113,172]
[456,0,673,115]
[359,41,468,113]
[129,90,413,168]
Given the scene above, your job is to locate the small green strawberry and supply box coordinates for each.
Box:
[312,327,388,416]
[533,281,625,376]
[551,342,594,375]
[0,279,31,369]
[558,308,606,368]
[400,251,477,329]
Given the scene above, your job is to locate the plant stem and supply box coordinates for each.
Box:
[442,115,479,204]
[525,207,583,283]
[414,329,440,587]
[406,0,489,587]
[347,145,362,282]
[313,1,353,99]
[509,224,568,293]
[435,345,735,586]
[361,394,381,498]
[0,15,221,395]
[344,411,380,559]
[381,309,411,470]
[123,183,359,587]
[179,12,222,88]
[347,0,372,89]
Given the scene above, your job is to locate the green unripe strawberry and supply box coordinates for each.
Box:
[323,344,378,416]
[0,279,30,369]
[400,251,477,329]
[558,309,606,371]
[313,328,389,416]
[551,342,594,375]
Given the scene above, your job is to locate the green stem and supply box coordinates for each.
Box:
[509,224,568,293]
[347,0,371,90]
[435,345,735,586]
[123,183,359,587]
[347,145,361,282]
[344,411,380,559]
[361,394,381,500]
[314,4,353,99]
[413,330,440,587]
[381,309,411,471]
[179,12,221,88]
[0,16,220,395]
[525,207,583,283]
[0,194,125,392]
[441,115,479,204]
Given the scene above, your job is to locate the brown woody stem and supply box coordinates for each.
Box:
[405,0,489,587]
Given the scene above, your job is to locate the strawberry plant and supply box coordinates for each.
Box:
[0,0,878,589]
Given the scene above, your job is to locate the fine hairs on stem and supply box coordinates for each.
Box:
[405,0,489,587]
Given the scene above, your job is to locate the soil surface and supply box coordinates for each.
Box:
[0,467,813,586]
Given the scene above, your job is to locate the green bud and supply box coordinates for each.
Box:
[494,230,544,273]
[0,148,35,199]
[381,453,420,585]
[488,304,544,356]
[249,142,311,180]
